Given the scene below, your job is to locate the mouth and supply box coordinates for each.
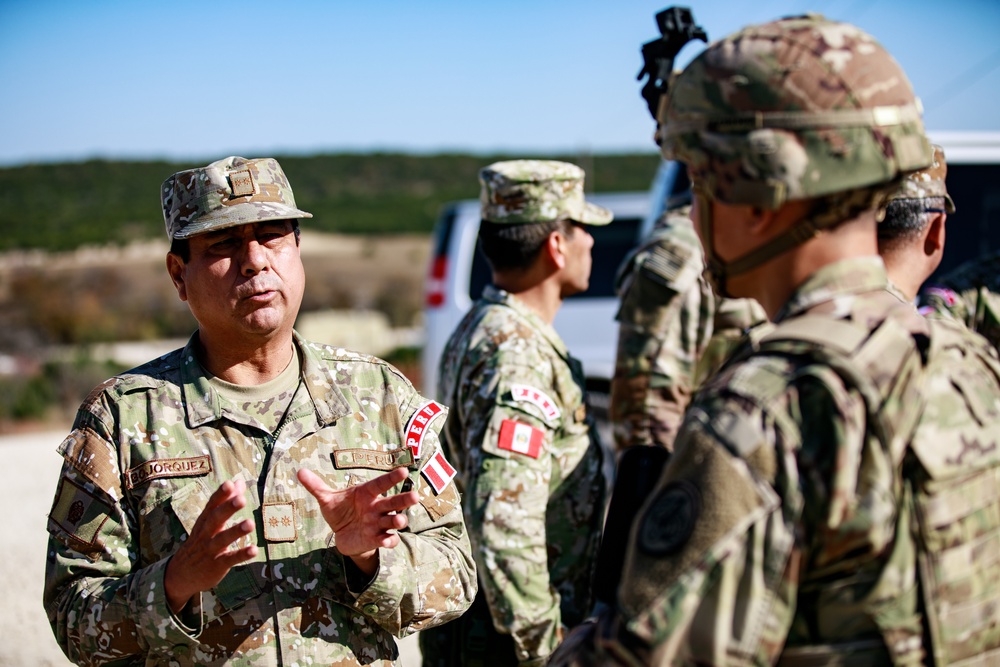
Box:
[239,283,281,304]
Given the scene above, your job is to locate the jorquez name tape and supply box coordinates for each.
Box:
[126,455,212,488]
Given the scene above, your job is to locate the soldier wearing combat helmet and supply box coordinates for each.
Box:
[551,13,1000,666]
[420,160,609,666]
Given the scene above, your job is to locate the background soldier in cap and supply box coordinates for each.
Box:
[419,160,609,667]
[43,156,476,666]
[551,14,1000,666]
[878,144,955,303]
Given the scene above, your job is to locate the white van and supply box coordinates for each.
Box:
[421,191,652,405]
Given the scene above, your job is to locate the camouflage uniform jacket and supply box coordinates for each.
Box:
[920,250,1000,351]
[437,285,606,664]
[551,256,1000,665]
[44,332,476,667]
[610,212,765,452]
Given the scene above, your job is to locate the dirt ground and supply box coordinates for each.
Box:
[1,429,422,666]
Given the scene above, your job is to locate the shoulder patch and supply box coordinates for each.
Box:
[404,400,446,458]
[638,480,701,556]
[497,419,546,458]
[48,477,112,551]
[420,450,457,495]
[509,383,561,421]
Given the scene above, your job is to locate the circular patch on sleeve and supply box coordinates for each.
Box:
[637,480,701,556]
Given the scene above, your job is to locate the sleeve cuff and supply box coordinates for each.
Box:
[128,557,204,650]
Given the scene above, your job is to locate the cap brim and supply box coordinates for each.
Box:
[571,201,614,226]
[173,205,313,239]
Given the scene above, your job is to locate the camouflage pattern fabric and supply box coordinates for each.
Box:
[610,210,766,452]
[161,156,313,240]
[479,160,612,225]
[920,250,1000,351]
[549,257,1000,665]
[659,16,932,209]
[44,333,476,667]
[421,285,606,666]
[887,144,955,212]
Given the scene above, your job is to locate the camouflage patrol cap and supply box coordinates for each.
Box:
[659,15,933,209]
[889,144,955,213]
[479,160,613,225]
[161,156,313,240]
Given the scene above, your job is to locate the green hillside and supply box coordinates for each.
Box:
[0,152,660,252]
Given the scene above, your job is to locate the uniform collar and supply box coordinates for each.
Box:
[481,284,571,360]
[180,331,351,430]
[775,256,890,323]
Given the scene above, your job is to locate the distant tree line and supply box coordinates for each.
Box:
[0,152,660,252]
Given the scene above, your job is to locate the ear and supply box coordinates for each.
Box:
[924,213,946,256]
[747,206,782,237]
[546,229,567,270]
[166,253,189,302]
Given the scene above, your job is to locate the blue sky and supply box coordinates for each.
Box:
[1,0,998,166]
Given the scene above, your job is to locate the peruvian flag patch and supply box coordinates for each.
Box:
[420,450,457,495]
[497,419,545,459]
[404,400,446,458]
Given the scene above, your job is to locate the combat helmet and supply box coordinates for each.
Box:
[656,14,933,294]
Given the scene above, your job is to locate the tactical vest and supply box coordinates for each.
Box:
[735,310,1000,666]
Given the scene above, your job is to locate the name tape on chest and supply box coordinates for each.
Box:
[420,450,457,495]
[510,384,561,422]
[332,447,414,471]
[404,400,445,458]
[125,455,212,489]
[497,419,545,459]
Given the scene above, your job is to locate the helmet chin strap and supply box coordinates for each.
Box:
[695,184,835,299]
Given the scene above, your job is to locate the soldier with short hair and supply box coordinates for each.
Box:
[551,14,1000,666]
[419,160,609,667]
[44,156,476,666]
[878,144,954,302]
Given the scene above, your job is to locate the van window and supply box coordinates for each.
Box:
[933,163,1000,279]
[468,217,644,301]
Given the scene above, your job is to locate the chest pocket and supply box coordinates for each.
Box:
[137,467,263,615]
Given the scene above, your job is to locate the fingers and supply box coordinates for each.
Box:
[375,490,420,514]
[361,467,410,498]
[297,467,332,501]
[191,478,248,540]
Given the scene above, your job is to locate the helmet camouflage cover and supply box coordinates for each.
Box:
[659,15,933,209]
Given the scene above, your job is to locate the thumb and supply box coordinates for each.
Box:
[297,468,333,503]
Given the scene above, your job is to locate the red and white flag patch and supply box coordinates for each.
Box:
[497,419,545,459]
[510,384,561,422]
[420,450,457,495]
[404,400,445,458]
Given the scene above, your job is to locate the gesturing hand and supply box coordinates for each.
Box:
[164,478,258,613]
[297,467,419,575]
